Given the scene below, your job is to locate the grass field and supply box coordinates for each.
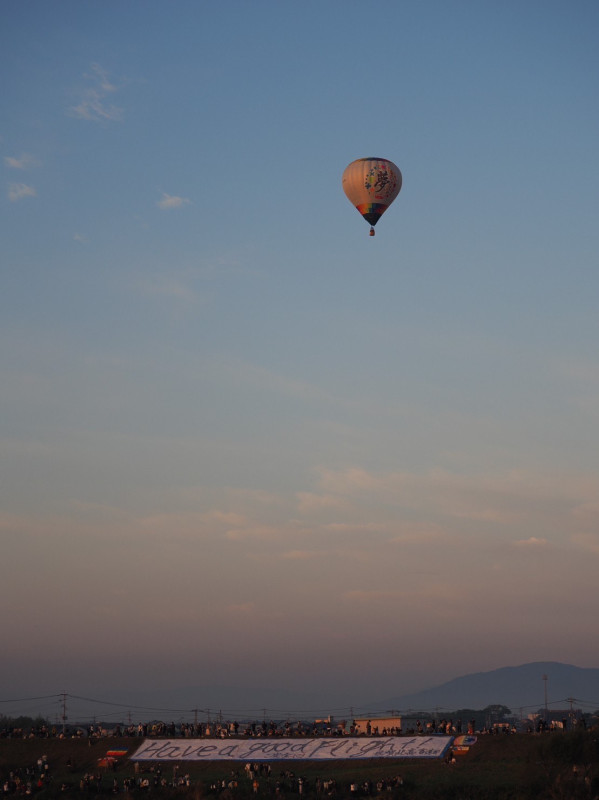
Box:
[1,731,598,798]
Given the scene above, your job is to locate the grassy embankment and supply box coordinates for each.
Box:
[1,731,598,798]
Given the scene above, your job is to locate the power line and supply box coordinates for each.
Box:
[67,694,197,714]
[0,694,62,704]
[1,692,598,723]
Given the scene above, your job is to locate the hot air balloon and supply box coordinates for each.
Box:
[342,157,402,236]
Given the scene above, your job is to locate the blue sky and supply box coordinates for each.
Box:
[2,0,599,718]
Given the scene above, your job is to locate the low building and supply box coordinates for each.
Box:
[353,716,403,735]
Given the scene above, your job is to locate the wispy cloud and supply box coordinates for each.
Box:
[344,589,407,602]
[280,550,321,560]
[295,492,345,513]
[199,510,245,527]
[315,466,593,528]
[5,153,38,169]
[514,536,548,547]
[571,531,599,555]
[8,183,36,202]
[226,602,256,618]
[225,524,283,542]
[219,359,335,405]
[157,193,191,210]
[140,278,196,302]
[68,63,123,122]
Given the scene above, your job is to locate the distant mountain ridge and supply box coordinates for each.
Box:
[111,663,599,720]
[367,662,599,714]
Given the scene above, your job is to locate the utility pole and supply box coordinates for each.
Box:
[542,674,548,723]
[61,692,68,736]
[567,697,575,731]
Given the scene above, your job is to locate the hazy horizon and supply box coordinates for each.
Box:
[2,1,599,725]
[3,660,597,724]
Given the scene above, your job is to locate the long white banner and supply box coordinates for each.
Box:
[132,736,453,761]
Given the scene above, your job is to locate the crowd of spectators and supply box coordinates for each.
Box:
[1,758,409,797]
[2,755,51,795]
[1,719,474,741]
[1,719,378,740]
[1,718,467,740]
[0,716,580,741]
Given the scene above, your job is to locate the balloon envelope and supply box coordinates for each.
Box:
[342,157,402,229]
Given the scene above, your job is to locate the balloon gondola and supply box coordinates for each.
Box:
[342,157,402,236]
